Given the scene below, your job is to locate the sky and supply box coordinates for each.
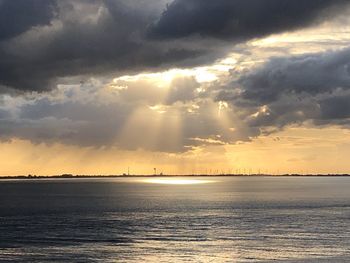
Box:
[1,0,350,175]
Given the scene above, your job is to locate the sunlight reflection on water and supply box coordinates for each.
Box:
[140,177,217,185]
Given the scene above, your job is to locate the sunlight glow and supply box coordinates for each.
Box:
[141,178,217,185]
[113,67,219,88]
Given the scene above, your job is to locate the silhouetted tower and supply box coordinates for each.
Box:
[154,168,157,176]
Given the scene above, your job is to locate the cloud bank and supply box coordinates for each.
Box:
[221,47,350,131]
[149,0,347,40]
[0,0,350,153]
[0,0,348,93]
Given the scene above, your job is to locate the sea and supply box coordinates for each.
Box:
[0,176,349,262]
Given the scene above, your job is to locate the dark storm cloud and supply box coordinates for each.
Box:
[237,47,350,104]
[319,95,350,120]
[221,47,350,130]
[0,0,57,40]
[0,0,348,93]
[149,0,347,40]
[0,0,202,92]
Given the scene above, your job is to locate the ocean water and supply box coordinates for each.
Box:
[0,176,349,262]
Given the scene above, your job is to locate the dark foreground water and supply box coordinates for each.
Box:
[0,177,349,262]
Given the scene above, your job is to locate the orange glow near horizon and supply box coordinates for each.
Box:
[1,124,350,176]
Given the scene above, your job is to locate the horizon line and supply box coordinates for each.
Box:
[1,174,350,179]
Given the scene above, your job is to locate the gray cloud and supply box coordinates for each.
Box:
[4,99,130,147]
[165,77,199,105]
[220,47,350,130]
[1,0,350,153]
[319,94,350,121]
[0,0,57,41]
[0,0,203,93]
[0,0,348,93]
[7,45,348,152]
[238,47,350,104]
[149,0,347,40]
[0,80,252,152]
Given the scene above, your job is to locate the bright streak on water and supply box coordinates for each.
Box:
[141,177,216,185]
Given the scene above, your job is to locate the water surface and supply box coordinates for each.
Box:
[0,176,349,262]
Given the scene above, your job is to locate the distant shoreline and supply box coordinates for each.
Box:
[1,174,350,180]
